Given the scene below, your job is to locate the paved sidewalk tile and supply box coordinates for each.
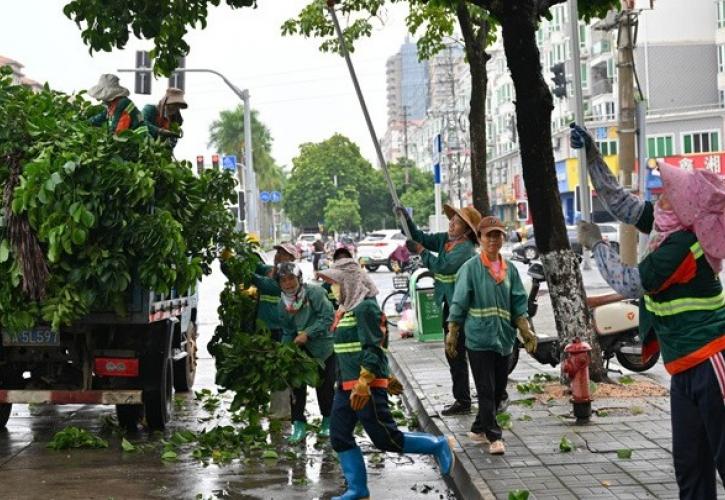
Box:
[389,336,725,500]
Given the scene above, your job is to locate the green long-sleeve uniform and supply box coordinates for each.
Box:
[408,219,476,304]
[333,298,389,390]
[279,284,334,362]
[251,264,283,332]
[447,256,528,355]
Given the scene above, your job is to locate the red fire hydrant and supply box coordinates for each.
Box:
[562,337,592,423]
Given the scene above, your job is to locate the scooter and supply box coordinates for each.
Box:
[507,262,660,374]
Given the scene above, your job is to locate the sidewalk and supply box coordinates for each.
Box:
[389,336,725,500]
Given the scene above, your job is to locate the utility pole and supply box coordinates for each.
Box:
[568,0,591,270]
[617,7,639,265]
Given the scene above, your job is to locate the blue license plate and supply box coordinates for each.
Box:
[2,327,59,347]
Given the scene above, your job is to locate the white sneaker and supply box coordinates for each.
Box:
[489,440,505,455]
[467,432,489,444]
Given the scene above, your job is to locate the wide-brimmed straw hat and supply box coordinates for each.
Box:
[443,203,482,236]
[273,242,299,259]
[658,161,725,265]
[478,216,507,237]
[88,74,129,102]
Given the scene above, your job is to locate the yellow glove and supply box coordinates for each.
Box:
[515,316,537,354]
[387,375,404,396]
[350,367,376,411]
[445,322,460,359]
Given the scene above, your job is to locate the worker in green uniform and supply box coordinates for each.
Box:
[87,74,146,136]
[318,259,454,500]
[395,204,481,415]
[142,87,186,149]
[277,262,335,443]
[572,125,725,499]
[251,242,299,341]
[447,216,537,455]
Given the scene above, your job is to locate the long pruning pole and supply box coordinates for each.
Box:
[325,0,412,238]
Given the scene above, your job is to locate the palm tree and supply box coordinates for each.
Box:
[209,106,285,242]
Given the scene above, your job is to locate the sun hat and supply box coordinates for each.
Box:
[163,87,187,108]
[88,74,130,102]
[273,242,299,259]
[478,216,507,237]
[442,204,482,235]
[658,161,725,271]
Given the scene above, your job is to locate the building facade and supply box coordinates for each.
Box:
[0,55,42,91]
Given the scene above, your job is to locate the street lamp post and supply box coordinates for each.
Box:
[117,67,258,235]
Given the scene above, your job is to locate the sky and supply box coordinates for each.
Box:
[1,0,411,170]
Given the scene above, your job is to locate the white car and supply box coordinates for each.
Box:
[295,233,321,259]
[597,223,620,250]
[356,230,406,272]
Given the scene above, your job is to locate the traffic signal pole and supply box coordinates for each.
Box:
[568,0,591,270]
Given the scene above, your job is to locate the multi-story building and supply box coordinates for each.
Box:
[0,55,42,91]
[381,39,429,163]
[486,0,725,224]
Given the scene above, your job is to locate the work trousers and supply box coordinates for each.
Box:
[442,301,471,406]
[330,387,404,453]
[468,349,511,442]
[290,353,336,422]
[671,350,725,500]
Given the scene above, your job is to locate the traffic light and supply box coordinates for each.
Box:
[211,154,220,170]
[168,56,186,91]
[134,51,151,95]
[550,62,567,99]
[196,155,204,175]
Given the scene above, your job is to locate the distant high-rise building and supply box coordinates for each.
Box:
[0,55,42,91]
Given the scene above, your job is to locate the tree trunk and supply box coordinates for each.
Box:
[457,2,491,216]
[498,1,607,381]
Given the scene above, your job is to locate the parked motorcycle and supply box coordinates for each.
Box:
[507,262,660,374]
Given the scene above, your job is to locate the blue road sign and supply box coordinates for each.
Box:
[260,191,271,203]
[222,155,237,171]
[270,191,282,203]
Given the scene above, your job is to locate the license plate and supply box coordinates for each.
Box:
[2,327,60,347]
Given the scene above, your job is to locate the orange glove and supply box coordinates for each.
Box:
[387,375,404,396]
[349,367,376,411]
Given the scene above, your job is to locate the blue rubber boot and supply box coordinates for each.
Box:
[287,420,307,444]
[332,447,370,500]
[402,432,455,476]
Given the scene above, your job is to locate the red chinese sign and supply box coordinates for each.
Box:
[659,153,725,174]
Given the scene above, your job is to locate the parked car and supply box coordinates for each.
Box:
[357,230,406,272]
[597,223,620,253]
[512,223,620,262]
[295,233,321,259]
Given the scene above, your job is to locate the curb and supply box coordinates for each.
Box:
[389,348,495,500]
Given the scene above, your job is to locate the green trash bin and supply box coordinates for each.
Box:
[409,269,444,342]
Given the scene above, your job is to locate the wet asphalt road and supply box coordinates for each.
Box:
[0,261,456,500]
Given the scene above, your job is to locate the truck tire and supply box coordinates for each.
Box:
[173,322,197,392]
[0,404,11,428]
[144,356,173,430]
[116,404,143,431]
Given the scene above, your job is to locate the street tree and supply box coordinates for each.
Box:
[282,134,387,231]
[324,187,362,234]
[282,0,495,216]
[208,105,284,242]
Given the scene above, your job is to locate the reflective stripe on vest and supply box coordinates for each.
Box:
[335,341,361,354]
[644,241,725,316]
[260,294,280,304]
[469,306,511,321]
[338,314,357,328]
[434,273,456,284]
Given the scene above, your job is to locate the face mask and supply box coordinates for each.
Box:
[331,283,342,301]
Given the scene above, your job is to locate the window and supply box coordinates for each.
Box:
[647,135,674,158]
[579,23,588,49]
[719,1,725,28]
[580,63,588,89]
[720,90,725,109]
[719,45,725,73]
[682,131,720,154]
[596,140,618,156]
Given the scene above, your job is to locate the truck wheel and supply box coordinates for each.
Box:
[0,404,11,428]
[174,322,197,392]
[116,404,143,431]
[508,340,520,374]
[144,356,173,430]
